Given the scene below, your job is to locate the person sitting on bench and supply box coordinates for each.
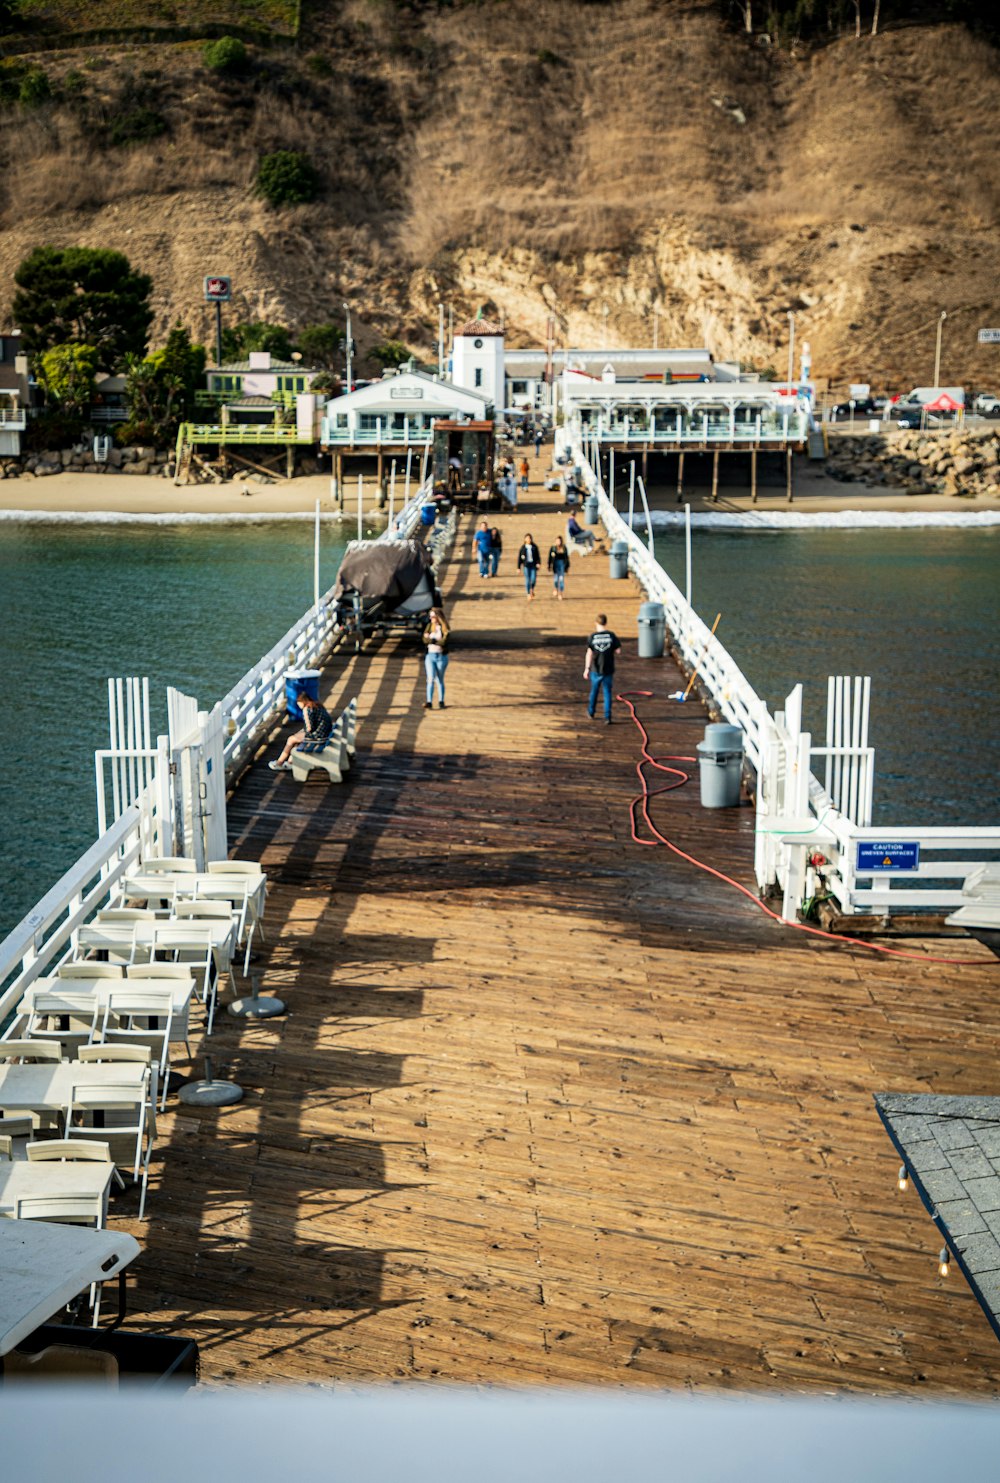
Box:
[566,511,594,550]
[269,693,333,772]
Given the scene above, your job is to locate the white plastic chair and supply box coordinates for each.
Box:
[77,1044,151,1066]
[172,901,239,998]
[140,857,198,874]
[0,1115,33,1159]
[57,962,124,981]
[150,924,217,1033]
[98,990,173,1110]
[0,1040,62,1065]
[23,992,100,1058]
[26,1138,124,1188]
[126,965,195,1056]
[64,1071,154,1220]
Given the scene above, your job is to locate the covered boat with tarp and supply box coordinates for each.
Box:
[332,538,441,646]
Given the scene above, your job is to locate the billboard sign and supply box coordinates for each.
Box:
[977,329,1000,344]
[204,275,232,303]
[849,384,870,399]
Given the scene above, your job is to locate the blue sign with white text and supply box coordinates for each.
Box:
[856,841,920,873]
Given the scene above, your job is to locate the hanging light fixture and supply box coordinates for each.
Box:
[897,1165,909,1192]
[938,1247,951,1278]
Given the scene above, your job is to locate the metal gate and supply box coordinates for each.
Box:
[167,689,228,868]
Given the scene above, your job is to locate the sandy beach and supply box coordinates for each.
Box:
[1,463,999,519]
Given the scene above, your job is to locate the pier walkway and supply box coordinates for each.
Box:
[129,454,1000,1393]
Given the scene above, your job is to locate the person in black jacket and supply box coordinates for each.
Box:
[269,694,333,770]
[547,536,570,601]
[517,533,541,601]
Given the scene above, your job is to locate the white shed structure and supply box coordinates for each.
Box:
[321,370,491,449]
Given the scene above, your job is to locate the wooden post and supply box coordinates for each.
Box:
[676,451,685,504]
[750,448,758,504]
[711,449,719,503]
[642,445,648,485]
[286,444,294,480]
[786,446,794,503]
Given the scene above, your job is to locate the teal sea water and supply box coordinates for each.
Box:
[0,521,348,943]
[652,526,1000,829]
[0,521,997,944]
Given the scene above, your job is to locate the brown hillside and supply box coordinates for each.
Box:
[0,0,998,391]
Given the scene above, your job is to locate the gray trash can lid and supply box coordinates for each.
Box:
[286,668,321,679]
[639,602,665,620]
[697,722,744,757]
[610,540,630,553]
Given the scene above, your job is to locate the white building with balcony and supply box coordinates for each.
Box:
[321,369,490,449]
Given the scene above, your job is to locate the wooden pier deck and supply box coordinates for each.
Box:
[126,458,1000,1394]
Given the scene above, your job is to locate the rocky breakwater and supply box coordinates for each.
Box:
[825,428,1000,498]
[0,446,171,480]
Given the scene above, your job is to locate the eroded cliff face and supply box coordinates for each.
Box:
[1,0,997,389]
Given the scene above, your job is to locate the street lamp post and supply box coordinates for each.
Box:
[343,302,353,392]
[933,310,947,390]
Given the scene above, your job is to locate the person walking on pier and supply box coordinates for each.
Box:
[474,519,492,578]
[489,525,503,578]
[517,533,541,600]
[584,614,622,724]
[519,456,529,496]
[533,426,542,458]
[422,606,450,710]
[269,693,333,770]
[548,536,570,600]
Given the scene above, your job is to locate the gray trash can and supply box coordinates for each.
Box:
[585,493,600,524]
[609,540,630,580]
[637,601,666,658]
[285,668,321,720]
[697,723,744,808]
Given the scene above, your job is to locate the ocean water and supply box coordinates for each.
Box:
[652,525,1000,828]
[0,519,997,945]
[0,520,348,944]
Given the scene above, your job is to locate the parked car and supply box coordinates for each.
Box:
[974,393,1000,416]
[829,398,878,421]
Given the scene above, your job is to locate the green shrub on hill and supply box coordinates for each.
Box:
[108,105,168,146]
[18,67,51,108]
[256,150,320,207]
[203,35,248,74]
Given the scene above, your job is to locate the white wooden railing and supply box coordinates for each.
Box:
[573,438,1000,920]
[0,483,431,1022]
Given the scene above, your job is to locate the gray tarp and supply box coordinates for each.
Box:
[332,539,434,612]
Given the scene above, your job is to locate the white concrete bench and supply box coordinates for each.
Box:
[289,699,357,784]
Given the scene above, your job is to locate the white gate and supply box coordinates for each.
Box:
[95,676,171,859]
[167,689,228,869]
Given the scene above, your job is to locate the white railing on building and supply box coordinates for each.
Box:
[573,438,1000,922]
[320,419,434,448]
[0,481,431,1022]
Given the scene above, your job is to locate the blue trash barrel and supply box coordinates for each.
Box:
[285,668,321,720]
[420,502,437,527]
[696,723,745,808]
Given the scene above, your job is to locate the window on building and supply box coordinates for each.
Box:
[212,374,243,395]
[474,369,483,388]
[336,414,348,428]
[276,376,307,393]
[511,381,527,397]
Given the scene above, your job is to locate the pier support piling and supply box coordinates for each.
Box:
[676,452,685,504]
[711,449,720,503]
[786,447,794,503]
[751,448,758,504]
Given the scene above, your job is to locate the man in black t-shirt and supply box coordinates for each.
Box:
[584,613,622,724]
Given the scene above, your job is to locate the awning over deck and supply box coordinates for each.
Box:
[875,1092,1000,1345]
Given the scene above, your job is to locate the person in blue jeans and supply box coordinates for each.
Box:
[422,608,450,709]
[584,613,622,724]
[517,533,541,600]
[473,519,493,578]
[547,535,570,601]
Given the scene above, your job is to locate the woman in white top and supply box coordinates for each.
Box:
[422,607,450,710]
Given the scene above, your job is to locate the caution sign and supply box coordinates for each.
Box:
[856,841,921,874]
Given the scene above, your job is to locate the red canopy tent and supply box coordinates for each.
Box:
[924,392,963,412]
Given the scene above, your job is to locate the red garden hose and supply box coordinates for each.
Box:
[618,690,997,968]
